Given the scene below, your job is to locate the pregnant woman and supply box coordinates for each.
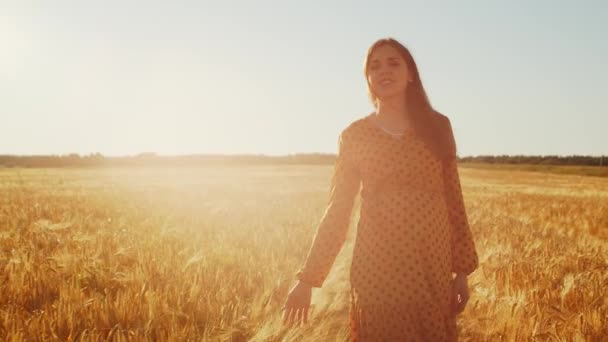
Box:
[283,37,479,341]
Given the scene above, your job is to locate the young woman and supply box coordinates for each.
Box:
[283,37,479,341]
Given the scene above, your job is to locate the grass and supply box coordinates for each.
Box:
[0,165,606,340]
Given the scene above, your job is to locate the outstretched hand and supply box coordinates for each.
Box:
[282,281,312,327]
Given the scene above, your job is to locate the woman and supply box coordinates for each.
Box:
[283,37,479,341]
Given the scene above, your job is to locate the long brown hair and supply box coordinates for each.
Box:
[364,37,457,163]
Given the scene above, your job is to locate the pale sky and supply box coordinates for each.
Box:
[2,1,606,157]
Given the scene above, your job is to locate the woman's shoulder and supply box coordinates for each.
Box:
[431,110,456,139]
[432,110,451,127]
[432,110,457,151]
[340,113,373,140]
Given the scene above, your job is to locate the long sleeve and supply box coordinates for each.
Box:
[295,131,361,287]
[442,125,479,276]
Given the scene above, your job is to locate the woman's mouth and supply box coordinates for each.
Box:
[379,79,394,86]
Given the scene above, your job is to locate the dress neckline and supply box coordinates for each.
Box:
[364,113,415,139]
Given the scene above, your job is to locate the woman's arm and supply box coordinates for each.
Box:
[294,130,361,288]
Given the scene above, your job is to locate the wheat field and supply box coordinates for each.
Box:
[0,165,606,341]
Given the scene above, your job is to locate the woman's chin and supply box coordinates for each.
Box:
[376,91,406,102]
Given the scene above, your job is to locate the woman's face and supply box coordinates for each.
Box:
[366,44,412,103]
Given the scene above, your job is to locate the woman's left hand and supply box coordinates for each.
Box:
[451,273,470,315]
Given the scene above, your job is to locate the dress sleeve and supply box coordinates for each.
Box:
[295,131,361,287]
[442,122,479,276]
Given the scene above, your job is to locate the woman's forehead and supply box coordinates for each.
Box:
[370,45,401,62]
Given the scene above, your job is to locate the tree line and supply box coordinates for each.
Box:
[458,155,607,166]
[0,153,606,168]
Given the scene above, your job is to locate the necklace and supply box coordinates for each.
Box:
[369,115,407,136]
[377,124,405,136]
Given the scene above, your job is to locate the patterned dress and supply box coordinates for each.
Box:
[295,112,479,341]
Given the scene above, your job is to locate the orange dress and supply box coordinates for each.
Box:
[295,113,479,341]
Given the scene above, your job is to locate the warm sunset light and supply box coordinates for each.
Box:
[2,2,606,157]
[1,1,606,341]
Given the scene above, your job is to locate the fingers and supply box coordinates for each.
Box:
[293,308,307,326]
[451,278,470,315]
[282,307,293,325]
[459,289,469,313]
[455,297,465,314]
[282,307,298,326]
[282,307,309,327]
[452,293,469,315]
[282,306,299,326]
[452,296,461,315]
[302,306,309,324]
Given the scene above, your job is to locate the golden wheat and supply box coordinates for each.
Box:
[0,166,606,341]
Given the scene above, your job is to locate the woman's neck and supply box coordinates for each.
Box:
[374,97,411,130]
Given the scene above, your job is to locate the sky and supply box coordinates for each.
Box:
[1,0,606,157]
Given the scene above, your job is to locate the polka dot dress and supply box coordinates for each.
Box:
[295,112,479,341]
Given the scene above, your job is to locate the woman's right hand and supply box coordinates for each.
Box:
[282,280,312,326]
